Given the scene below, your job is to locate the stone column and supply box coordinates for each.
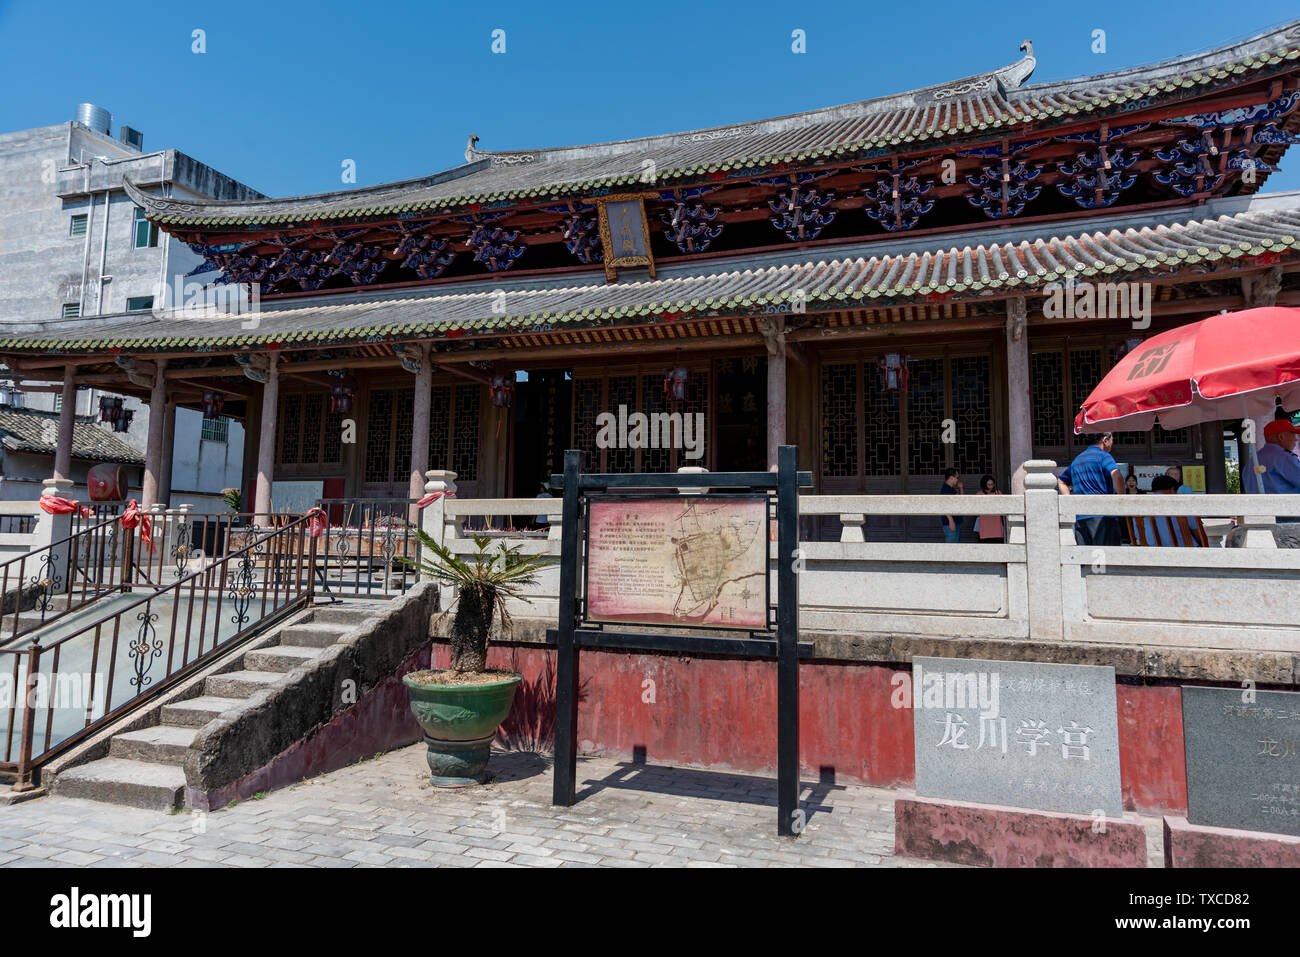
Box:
[52,368,77,482]
[158,398,176,507]
[253,353,279,524]
[1022,460,1063,640]
[34,478,75,553]
[1006,297,1033,493]
[759,317,786,470]
[141,359,168,508]
[409,345,433,504]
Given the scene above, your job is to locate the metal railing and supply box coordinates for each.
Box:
[0,515,131,647]
[0,514,316,789]
[314,498,423,600]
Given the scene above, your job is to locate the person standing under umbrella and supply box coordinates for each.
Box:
[1057,433,1125,545]
[1259,419,1300,506]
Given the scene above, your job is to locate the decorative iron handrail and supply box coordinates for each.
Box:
[0,516,127,646]
[0,514,316,789]
[313,498,423,600]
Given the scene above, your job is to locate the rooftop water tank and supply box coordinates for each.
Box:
[75,103,111,136]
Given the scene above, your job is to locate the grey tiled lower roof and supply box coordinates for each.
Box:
[0,409,144,465]
[4,202,1298,354]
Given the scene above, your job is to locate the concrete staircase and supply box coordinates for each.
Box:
[53,601,381,811]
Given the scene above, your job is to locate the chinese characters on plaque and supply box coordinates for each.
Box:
[594,194,656,282]
[911,657,1123,816]
[1182,686,1300,838]
[584,496,767,629]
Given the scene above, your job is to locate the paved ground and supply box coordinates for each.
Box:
[0,746,1166,867]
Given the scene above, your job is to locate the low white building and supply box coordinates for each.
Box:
[0,105,259,506]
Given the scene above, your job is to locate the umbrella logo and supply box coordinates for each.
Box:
[1125,341,1180,381]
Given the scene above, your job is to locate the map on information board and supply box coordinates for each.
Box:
[585,496,768,628]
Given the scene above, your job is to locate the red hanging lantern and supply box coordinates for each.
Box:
[878,353,911,392]
[664,365,688,402]
[330,383,355,415]
[490,372,516,408]
[202,390,225,420]
[99,395,124,426]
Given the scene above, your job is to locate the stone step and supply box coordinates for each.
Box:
[109,724,197,763]
[204,669,283,699]
[280,622,345,648]
[161,695,245,728]
[53,758,186,811]
[308,604,381,626]
[243,644,324,673]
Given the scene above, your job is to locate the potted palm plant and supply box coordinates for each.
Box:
[400,531,548,786]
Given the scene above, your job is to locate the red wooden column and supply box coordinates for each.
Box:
[409,344,433,507]
[158,398,176,506]
[761,317,787,469]
[52,367,77,481]
[253,353,279,523]
[141,358,168,507]
[1006,297,1032,493]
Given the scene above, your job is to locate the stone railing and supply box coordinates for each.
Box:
[415,463,1300,653]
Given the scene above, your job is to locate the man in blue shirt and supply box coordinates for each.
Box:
[1057,432,1124,545]
[1258,420,1300,515]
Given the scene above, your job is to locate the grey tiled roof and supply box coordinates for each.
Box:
[127,21,1300,228]
[5,201,1298,353]
[0,409,144,465]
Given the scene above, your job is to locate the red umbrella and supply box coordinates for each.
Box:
[1073,306,1300,433]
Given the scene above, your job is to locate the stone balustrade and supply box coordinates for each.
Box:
[417,463,1300,654]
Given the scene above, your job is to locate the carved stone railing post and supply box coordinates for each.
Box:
[1023,460,1064,640]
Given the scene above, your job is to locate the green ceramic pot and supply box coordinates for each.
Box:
[402,671,522,787]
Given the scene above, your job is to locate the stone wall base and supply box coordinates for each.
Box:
[1163,815,1300,868]
[186,645,430,811]
[894,789,1147,867]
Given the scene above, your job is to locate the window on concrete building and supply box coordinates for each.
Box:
[132,207,159,249]
[125,296,154,312]
[61,302,80,318]
[200,416,229,443]
[69,214,88,237]
[53,393,62,414]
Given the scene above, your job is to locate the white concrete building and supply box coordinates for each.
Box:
[0,105,261,504]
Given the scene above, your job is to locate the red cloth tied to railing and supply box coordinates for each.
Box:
[415,490,455,509]
[39,496,87,517]
[305,506,328,540]
[120,499,152,547]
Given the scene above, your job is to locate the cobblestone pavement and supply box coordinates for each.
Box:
[0,746,1166,867]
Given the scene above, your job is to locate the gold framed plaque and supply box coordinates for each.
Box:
[593,192,657,282]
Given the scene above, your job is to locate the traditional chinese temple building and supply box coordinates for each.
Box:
[5,21,1300,537]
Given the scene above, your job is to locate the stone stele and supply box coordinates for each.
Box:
[1182,685,1300,838]
[911,656,1122,817]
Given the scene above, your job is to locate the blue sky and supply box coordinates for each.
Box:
[2,0,1297,196]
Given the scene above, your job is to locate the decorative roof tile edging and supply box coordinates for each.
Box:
[6,206,1297,355]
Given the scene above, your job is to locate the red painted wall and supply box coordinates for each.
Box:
[442,642,1192,816]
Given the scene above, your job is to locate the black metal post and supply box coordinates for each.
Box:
[552,449,582,806]
[776,444,800,836]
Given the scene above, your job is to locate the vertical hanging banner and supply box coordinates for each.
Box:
[594,193,657,282]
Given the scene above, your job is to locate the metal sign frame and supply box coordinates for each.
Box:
[547,446,812,836]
